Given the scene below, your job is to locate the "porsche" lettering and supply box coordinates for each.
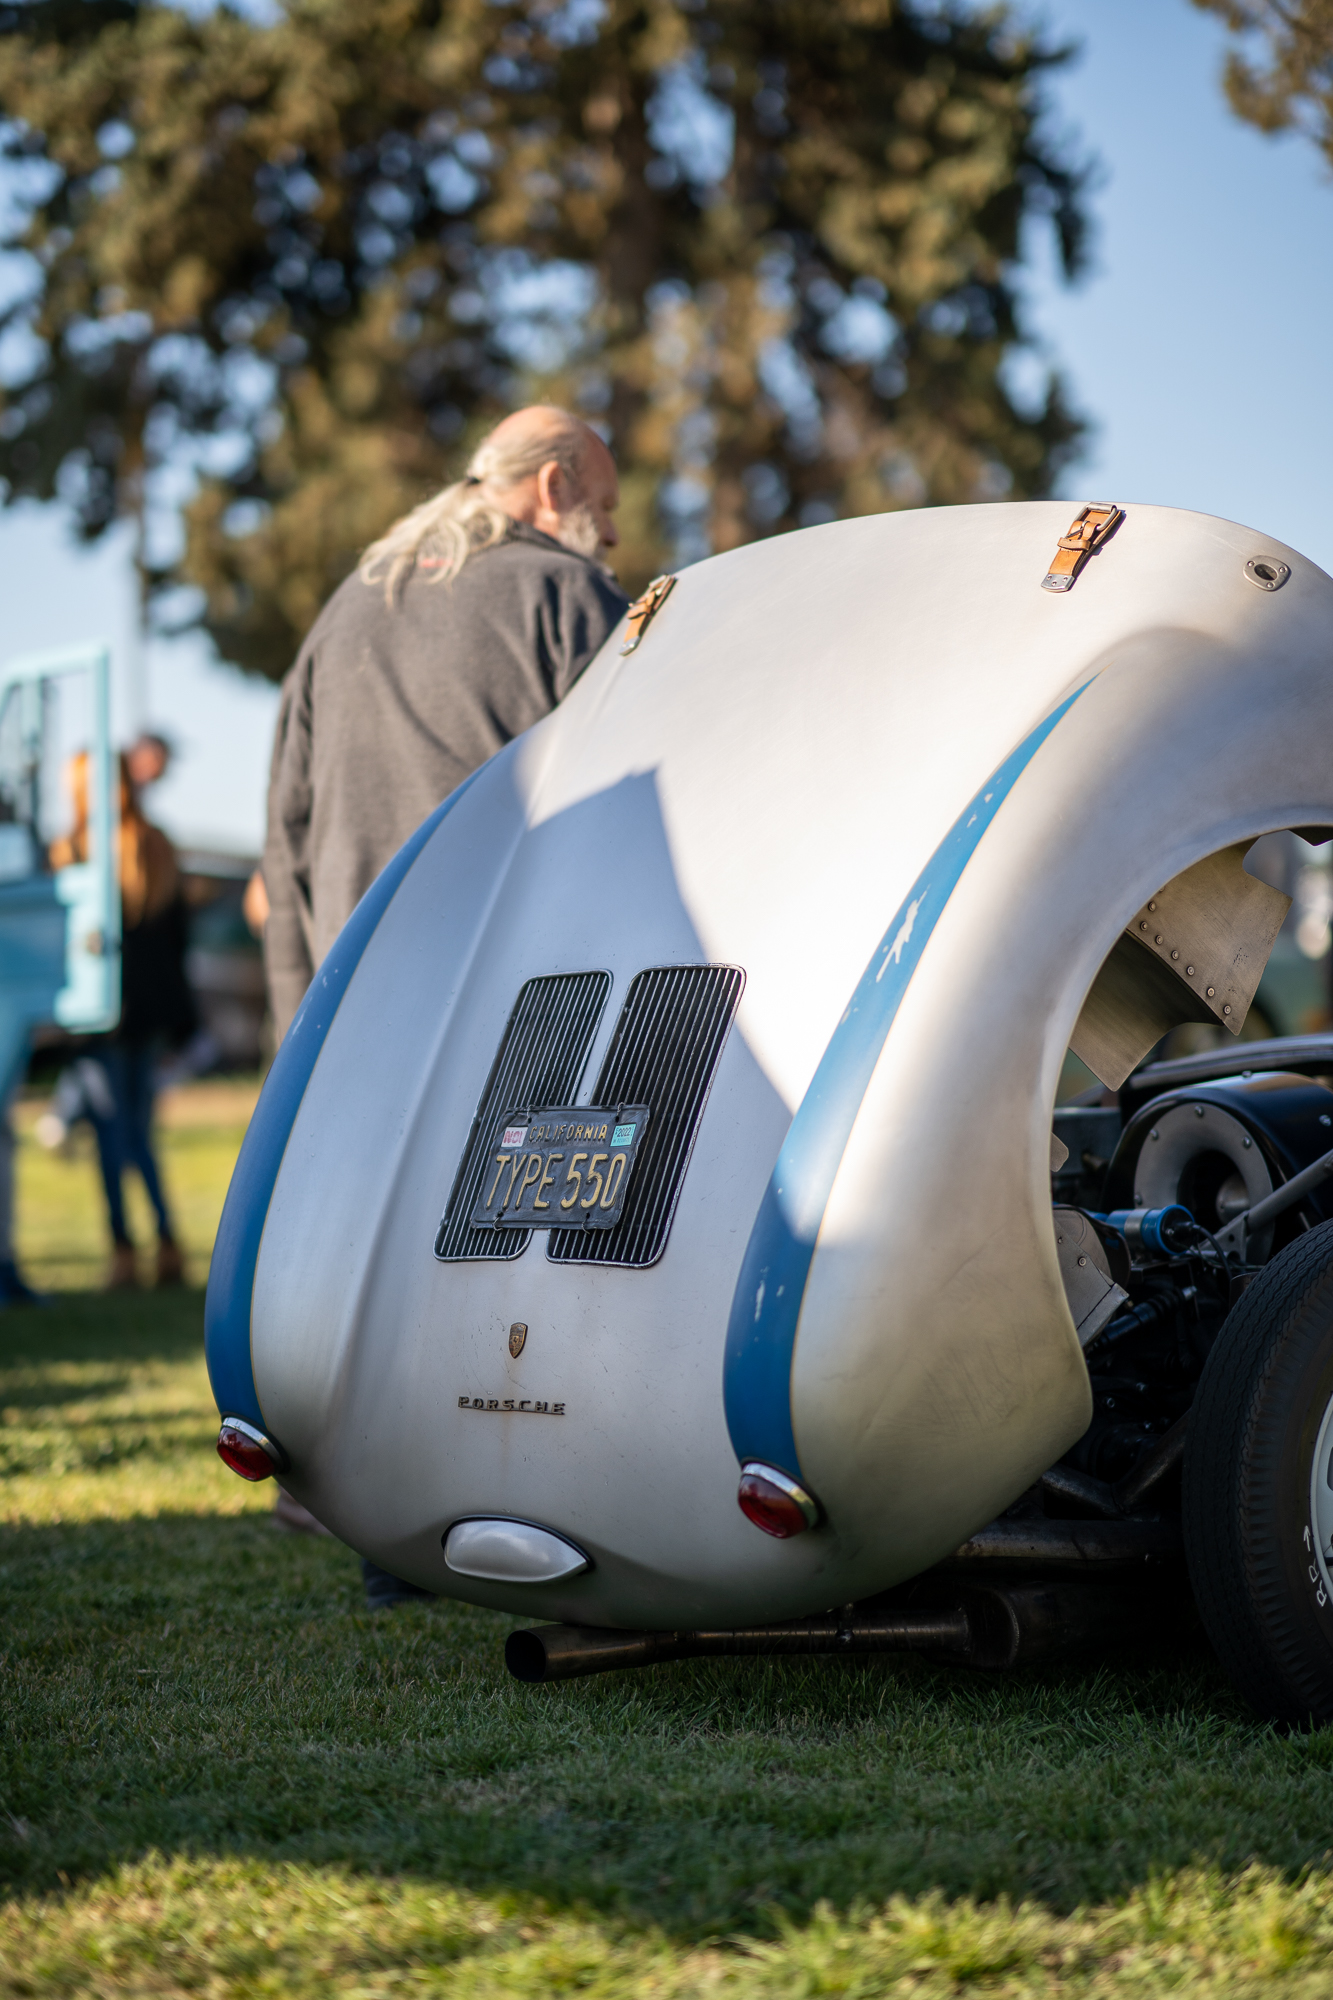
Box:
[458,1395,566,1415]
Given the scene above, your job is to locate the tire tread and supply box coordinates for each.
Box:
[1183,1219,1333,1725]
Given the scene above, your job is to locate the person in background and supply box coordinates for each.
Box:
[260,403,627,1598]
[0,1112,40,1306]
[241,867,268,940]
[51,753,197,1288]
[1,737,175,1307]
[125,731,173,794]
[263,403,625,1034]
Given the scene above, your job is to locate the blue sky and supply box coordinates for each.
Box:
[1026,0,1333,560]
[0,0,1330,855]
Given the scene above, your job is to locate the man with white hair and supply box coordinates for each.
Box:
[261,404,626,1038]
[259,406,626,1593]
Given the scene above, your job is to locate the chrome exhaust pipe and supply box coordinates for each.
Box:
[505,1576,1168,1683]
[506,1608,969,1683]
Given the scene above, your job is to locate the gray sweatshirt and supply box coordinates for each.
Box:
[262,523,627,1036]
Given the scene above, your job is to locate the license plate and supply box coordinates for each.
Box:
[469,1105,651,1231]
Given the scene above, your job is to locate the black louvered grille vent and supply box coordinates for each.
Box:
[546,964,744,1269]
[435,971,610,1262]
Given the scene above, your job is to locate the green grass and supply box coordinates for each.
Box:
[4,1093,1333,1993]
[12,1080,256,1292]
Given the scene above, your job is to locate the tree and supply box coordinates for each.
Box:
[0,0,1090,681]
[1192,1,1333,157]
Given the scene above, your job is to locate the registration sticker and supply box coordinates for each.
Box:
[471,1104,651,1231]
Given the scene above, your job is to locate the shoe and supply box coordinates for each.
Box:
[107,1242,138,1290]
[156,1237,185,1288]
[361,1558,434,1609]
[0,1259,43,1307]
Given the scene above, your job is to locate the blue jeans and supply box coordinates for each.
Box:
[91,1042,173,1246]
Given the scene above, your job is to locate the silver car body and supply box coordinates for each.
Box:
[205,501,1333,1628]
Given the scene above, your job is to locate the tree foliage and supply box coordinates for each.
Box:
[1193,1,1333,156]
[0,0,1089,680]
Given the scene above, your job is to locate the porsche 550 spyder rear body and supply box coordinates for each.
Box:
[205,500,1333,1657]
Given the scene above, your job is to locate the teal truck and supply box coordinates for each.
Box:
[0,644,119,1296]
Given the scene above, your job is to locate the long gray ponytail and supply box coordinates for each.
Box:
[358,406,591,603]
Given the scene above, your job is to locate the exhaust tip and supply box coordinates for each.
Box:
[505,1629,552,1683]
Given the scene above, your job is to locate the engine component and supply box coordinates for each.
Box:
[1083,1287,1185,1358]
[1125,1098,1274,1258]
[1104,1205,1196,1258]
[1109,1075,1333,1274]
[1114,1412,1190,1513]
[1054,1207,1127,1344]
[1053,1106,1122,1168]
[1124,1033,1333,1102]
[1214,1143,1333,1262]
[946,1515,1183,1567]
[1052,1105,1124,1211]
[1039,1413,1190,1520]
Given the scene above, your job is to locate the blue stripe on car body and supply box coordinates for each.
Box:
[722,687,1091,1480]
[205,774,480,1430]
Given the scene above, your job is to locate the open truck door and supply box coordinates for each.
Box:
[0,644,119,1103]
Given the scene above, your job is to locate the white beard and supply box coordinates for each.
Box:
[553,502,602,561]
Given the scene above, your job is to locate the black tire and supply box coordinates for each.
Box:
[1183,1218,1333,1727]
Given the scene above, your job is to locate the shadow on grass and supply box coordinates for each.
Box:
[3,1504,1333,1933]
[0,1288,207,1369]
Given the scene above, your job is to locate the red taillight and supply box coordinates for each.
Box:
[217,1419,282,1481]
[737,1461,819,1538]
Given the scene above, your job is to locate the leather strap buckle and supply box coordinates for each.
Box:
[620,573,677,654]
[1041,503,1123,593]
